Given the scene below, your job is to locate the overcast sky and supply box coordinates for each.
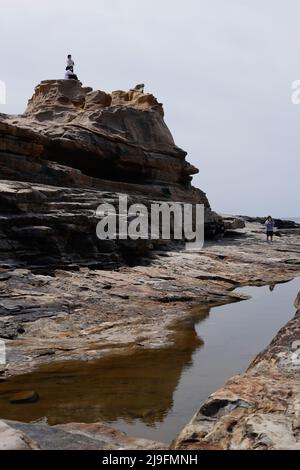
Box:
[1,0,299,217]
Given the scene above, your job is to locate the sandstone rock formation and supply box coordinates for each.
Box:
[15,80,198,187]
[0,80,224,270]
[1,79,219,203]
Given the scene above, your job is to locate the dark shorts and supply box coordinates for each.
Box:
[267,231,273,236]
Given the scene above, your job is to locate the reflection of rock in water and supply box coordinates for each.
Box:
[0,308,209,426]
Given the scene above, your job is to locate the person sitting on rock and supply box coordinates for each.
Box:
[64,66,78,80]
[265,216,275,242]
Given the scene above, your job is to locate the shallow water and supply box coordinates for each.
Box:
[0,277,299,443]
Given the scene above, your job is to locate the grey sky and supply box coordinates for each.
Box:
[1,0,299,217]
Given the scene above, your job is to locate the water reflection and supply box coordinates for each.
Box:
[0,308,210,426]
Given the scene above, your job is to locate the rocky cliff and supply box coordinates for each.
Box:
[0,80,223,269]
[4,80,199,189]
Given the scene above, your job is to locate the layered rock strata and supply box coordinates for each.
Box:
[0,80,225,270]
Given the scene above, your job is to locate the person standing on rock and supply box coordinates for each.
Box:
[66,54,75,72]
[265,216,275,242]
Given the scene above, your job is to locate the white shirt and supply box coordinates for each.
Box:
[67,58,74,68]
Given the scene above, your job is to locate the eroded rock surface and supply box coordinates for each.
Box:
[0,419,165,450]
[0,80,222,235]
[0,220,299,377]
[1,229,299,449]
[0,420,39,450]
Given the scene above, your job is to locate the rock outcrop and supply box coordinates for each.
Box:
[4,80,199,188]
[0,80,224,269]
